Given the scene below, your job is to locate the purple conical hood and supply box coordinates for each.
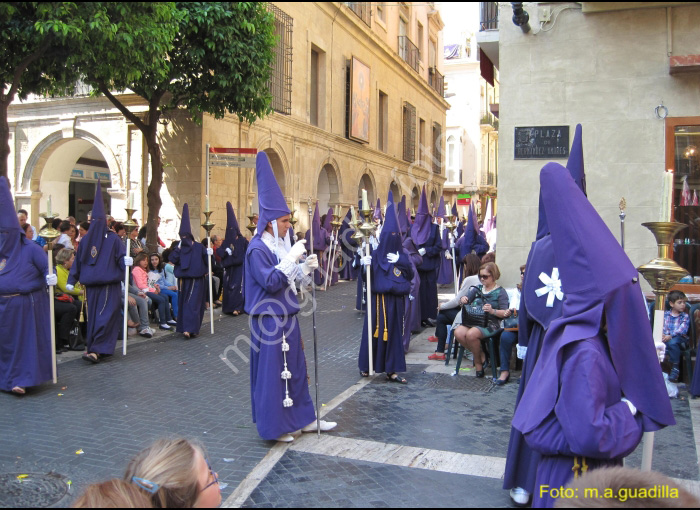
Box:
[451,201,457,218]
[323,207,333,232]
[567,123,586,196]
[80,179,107,266]
[224,201,241,245]
[513,163,675,435]
[179,203,192,239]
[309,202,325,251]
[387,190,394,206]
[256,152,290,231]
[373,198,382,222]
[397,195,409,237]
[411,187,431,245]
[0,176,23,275]
[178,203,195,270]
[466,203,479,237]
[436,196,446,218]
[377,201,402,271]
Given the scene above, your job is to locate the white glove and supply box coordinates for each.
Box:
[418,248,427,256]
[329,234,334,243]
[65,284,75,292]
[445,252,453,260]
[301,254,319,275]
[226,247,232,256]
[285,239,307,264]
[46,274,58,286]
[206,247,214,256]
[361,241,367,251]
[124,256,134,267]
[409,294,415,301]
[655,342,666,363]
[450,241,455,249]
[621,398,637,416]
[178,241,182,248]
[361,255,372,266]
[387,252,399,264]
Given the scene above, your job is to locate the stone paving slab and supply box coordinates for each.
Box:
[241,450,514,508]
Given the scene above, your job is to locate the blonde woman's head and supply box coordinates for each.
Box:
[73,479,153,508]
[124,438,220,508]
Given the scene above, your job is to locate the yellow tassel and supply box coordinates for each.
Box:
[581,457,588,475]
[572,456,580,480]
[383,295,388,341]
[374,296,379,338]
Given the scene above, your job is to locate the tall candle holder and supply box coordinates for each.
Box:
[246,213,257,236]
[636,221,688,473]
[39,213,60,384]
[122,208,138,355]
[290,209,298,229]
[202,209,216,334]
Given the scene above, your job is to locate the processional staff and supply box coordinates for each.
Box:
[202,196,215,335]
[307,198,322,436]
[359,190,377,376]
[122,192,138,355]
[39,208,60,384]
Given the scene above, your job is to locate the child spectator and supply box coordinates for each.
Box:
[663,290,689,383]
[73,479,153,508]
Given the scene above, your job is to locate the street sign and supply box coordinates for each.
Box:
[208,147,258,168]
[457,193,471,206]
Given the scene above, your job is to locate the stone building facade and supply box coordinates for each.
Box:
[488,2,700,287]
[8,2,448,242]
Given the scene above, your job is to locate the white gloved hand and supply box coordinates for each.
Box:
[445,252,453,260]
[225,247,232,256]
[361,255,372,266]
[329,234,334,243]
[65,284,75,292]
[450,241,455,249]
[178,241,182,249]
[46,274,58,286]
[409,294,415,301]
[206,247,214,256]
[387,251,399,264]
[124,256,134,267]
[418,248,427,256]
[361,241,367,251]
[621,397,637,416]
[655,341,666,363]
[301,254,319,275]
[285,239,307,264]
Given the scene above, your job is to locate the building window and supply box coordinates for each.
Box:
[376,2,385,23]
[378,91,388,152]
[447,135,459,183]
[310,47,326,127]
[432,122,442,174]
[268,5,293,115]
[403,102,416,163]
[419,118,426,165]
[417,22,424,62]
[345,2,371,26]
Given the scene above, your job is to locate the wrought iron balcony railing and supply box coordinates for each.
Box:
[398,36,420,73]
[428,67,444,96]
[345,2,371,27]
[480,2,499,31]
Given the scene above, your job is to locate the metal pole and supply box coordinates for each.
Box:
[619,198,626,251]
[308,199,321,437]
[123,237,131,355]
[47,246,57,383]
[207,233,214,334]
[450,234,459,295]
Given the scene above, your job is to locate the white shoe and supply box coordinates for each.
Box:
[510,487,530,506]
[275,433,295,443]
[301,420,337,433]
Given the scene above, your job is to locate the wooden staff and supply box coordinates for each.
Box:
[123,209,137,356]
[308,198,321,436]
[40,214,60,383]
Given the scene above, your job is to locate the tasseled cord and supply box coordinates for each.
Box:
[374,295,389,341]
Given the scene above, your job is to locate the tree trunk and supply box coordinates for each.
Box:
[144,117,163,254]
[0,98,11,180]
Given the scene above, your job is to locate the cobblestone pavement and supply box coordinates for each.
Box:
[1,281,699,508]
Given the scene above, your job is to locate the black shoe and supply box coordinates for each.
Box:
[494,374,510,386]
[475,370,485,378]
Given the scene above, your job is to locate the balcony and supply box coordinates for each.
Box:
[428,67,444,96]
[480,2,499,31]
[398,36,421,73]
[345,2,371,27]
[480,112,499,131]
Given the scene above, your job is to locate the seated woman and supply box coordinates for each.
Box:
[428,253,481,361]
[131,253,176,330]
[54,248,87,351]
[495,264,525,385]
[149,252,178,320]
[453,261,511,378]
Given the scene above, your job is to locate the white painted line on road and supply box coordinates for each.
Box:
[222,375,377,508]
[290,435,506,480]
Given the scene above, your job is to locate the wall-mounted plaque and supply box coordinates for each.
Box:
[514,126,569,159]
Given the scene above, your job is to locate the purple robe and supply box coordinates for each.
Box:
[170,242,208,335]
[0,239,52,391]
[68,231,125,355]
[402,237,422,349]
[691,350,700,397]
[524,336,642,507]
[436,227,454,285]
[245,236,315,439]
[358,252,413,374]
[217,236,248,314]
[416,223,442,321]
[338,213,358,281]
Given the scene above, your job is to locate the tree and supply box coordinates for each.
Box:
[0,2,178,180]
[80,2,276,252]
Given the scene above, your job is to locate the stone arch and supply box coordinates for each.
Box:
[357,170,377,210]
[316,159,341,213]
[430,189,438,213]
[249,142,290,214]
[411,185,421,212]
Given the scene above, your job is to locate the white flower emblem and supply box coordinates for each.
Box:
[535,268,564,307]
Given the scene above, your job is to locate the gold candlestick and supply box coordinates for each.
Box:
[290,209,298,229]
[123,208,138,236]
[246,214,257,236]
[39,213,60,247]
[637,222,689,311]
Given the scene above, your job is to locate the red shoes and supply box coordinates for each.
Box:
[428,336,438,342]
[428,353,446,361]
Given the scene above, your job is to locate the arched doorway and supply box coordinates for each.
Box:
[317,163,340,213]
[25,136,116,224]
[411,186,420,213]
[358,173,375,210]
[430,189,438,214]
[389,181,400,203]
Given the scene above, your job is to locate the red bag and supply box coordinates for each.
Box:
[56,293,74,304]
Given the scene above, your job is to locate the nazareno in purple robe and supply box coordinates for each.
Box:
[0,175,53,391]
[217,202,248,314]
[338,210,358,281]
[170,204,208,336]
[68,181,125,355]
[359,203,412,374]
[512,163,675,508]
[437,226,454,285]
